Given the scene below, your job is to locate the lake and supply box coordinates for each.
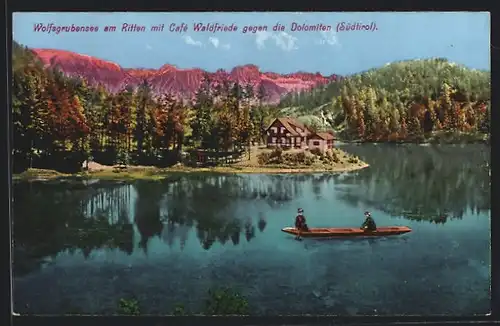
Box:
[12,144,491,316]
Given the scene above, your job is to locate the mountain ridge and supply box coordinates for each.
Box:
[31,48,340,103]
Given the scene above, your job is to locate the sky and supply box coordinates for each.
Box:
[13,12,490,75]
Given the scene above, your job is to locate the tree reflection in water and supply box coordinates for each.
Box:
[13,145,490,277]
[134,181,166,254]
[335,144,490,223]
[13,181,134,276]
[257,212,267,233]
[13,174,302,273]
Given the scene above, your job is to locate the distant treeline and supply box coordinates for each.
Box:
[279,58,490,141]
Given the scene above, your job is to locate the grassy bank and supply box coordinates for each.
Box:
[13,147,369,182]
[13,163,369,182]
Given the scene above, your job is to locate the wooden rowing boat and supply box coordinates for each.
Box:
[281,226,412,238]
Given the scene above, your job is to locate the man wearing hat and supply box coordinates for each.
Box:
[361,211,377,231]
[295,208,308,240]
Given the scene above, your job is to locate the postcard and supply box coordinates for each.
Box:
[11,11,491,316]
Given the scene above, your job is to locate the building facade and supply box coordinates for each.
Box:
[265,117,311,148]
[307,132,335,152]
[265,117,335,151]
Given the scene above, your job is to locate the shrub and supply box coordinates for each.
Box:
[347,156,359,164]
[204,287,249,315]
[117,298,141,315]
[324,150,340,163]
[259,149,319,166]
[284,151,310,165]
[309,147,322,156]
[270,147,283,159]
[304,156,315,166]
[282,153,295,165]
[172,304,187,316]
[331,151,340,163]
[295,151,306,163]
[257,152,271,165]
[268,148,284,164]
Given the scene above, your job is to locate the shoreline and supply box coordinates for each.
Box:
[12,163,370,182]
[337,140,490,145]
[334,132,490,145]
[13,138,490,183]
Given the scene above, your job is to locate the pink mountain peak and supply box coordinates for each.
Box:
[31,48,339,103]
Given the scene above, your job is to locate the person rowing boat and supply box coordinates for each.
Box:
[361,211,377,231]
[294,208,309,240]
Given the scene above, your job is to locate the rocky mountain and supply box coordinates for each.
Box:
[31,48,339,103]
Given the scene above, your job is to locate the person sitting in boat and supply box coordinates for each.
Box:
[295,208,309,239]
[361,211,377,231]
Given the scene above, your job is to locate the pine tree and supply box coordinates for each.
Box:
[191,73,215,149]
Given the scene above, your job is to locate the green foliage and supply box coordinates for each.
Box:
[257,148,317,166]
[172,304,188,316]
[269,147,283,163]
[309,148,343,164]
[328,150,340,163]
[257,151,271,165]
[189,74,279,154]
[113,288,249,316]
[303,155,315,166]
[204,287,249,315]
[309,147,322,156]
[117,298,141,315]
[279,59,490,142]
[257,148,282,165]
[347,156,359,164]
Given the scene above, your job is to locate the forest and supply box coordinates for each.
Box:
[12,41,280,173]
[278,58,491,142]
[12,40,491,173]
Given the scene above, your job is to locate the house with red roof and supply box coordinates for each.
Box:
[265,117,335,151]
[307,132,335,151]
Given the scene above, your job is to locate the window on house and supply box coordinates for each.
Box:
[280,127,285,133]
[272,137,276,143]
[313,141,320,146]
[296,137,301,143]
[281,138,286,144]
[271,127,277,133]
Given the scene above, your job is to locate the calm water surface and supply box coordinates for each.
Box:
[13,144,491,316]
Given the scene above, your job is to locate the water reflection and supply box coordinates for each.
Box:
[257,213,267,232]
[13,174,305,275]
[13,145,490,278]
[13,183,103,275]
[336,144,490,223]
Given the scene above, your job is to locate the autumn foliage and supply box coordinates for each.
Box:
[12,42,278,172]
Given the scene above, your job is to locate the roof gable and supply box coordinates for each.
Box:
[283,117,310,133]
[311,132,335,140]
[265,116,315,137]
[265,118,297,135]
[276,118,299,135]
